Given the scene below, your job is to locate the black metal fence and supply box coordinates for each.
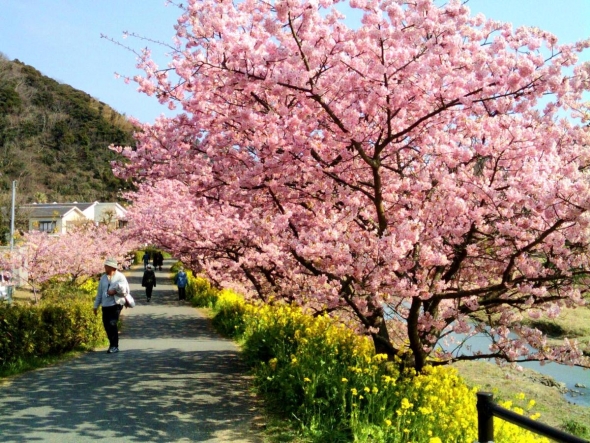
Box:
[476,392,589,443]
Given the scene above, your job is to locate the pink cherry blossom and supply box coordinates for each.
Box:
[8,225,138,302]
[113,0,590,371]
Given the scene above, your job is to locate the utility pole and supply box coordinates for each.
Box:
[8,180,16,301]
[10,180,16,250]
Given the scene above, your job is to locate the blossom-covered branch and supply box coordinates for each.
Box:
[113,0,590,370]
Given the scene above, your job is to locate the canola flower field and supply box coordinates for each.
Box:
[183,270,552,443]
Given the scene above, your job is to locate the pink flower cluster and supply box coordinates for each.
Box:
[113,0,590,370]
[7,225,138,300]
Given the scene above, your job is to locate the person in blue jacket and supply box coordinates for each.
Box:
[141,264,157,302]
[174,267,188,301]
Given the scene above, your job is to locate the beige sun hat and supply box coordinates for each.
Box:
[104,257,119,268]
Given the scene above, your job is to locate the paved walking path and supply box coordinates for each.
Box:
[0,259,264,442]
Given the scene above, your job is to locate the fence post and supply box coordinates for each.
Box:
[477,391,495,443]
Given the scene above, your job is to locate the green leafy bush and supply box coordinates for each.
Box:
[0,83,22,113]
[0,284,105,369]
[561,419,589,439]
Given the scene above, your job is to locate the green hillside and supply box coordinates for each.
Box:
[0,54,136,204]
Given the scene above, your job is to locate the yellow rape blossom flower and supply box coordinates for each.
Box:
[230,286,550,443]
[528,399,536,408]
[401,398,412,409]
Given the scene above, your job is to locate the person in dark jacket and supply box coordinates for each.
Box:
[142,251,151,270]
[141,264,157,302]
[154,251,164,271]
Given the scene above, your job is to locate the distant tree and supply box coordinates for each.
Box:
[99,209,117,227]
[116,0,590,370]
[33,192,48,203]
[0,83,22,113]
[9,224,138,301]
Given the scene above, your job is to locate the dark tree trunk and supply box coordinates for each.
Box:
[407,297,426,372]
[367,309,398,360]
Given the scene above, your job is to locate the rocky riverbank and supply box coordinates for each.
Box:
[453,360,590,432]
[520,372,588,399]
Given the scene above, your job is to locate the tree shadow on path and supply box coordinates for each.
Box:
[0,259,263,443]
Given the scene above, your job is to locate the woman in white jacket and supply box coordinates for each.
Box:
[93,257,130,353]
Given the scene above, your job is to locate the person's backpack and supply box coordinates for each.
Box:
[176,272,188,287]
[144,272,155,285]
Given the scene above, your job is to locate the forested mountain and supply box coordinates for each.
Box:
[0,54,136,206]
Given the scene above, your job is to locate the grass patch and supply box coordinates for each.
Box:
[473,306,590,355]
[526,320,567,337]
[561,419,590,439]
[530,306,590,337]
[453,360,590,434]
[259,399,311,443]
[10,286,35,304]
[0,350,87,380]
[522,306,590,355]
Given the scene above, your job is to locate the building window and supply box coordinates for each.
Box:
[39,221,56,232]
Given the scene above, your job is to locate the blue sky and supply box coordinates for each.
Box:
[0,0,588,124]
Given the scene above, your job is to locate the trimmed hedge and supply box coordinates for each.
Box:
[0,295,105,368]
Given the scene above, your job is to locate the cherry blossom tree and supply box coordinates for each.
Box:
[11,225,138,301]
[113,0,590,370]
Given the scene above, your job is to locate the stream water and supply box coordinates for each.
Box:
[445,332,590,406]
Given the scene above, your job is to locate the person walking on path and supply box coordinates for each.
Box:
[174,266,188,300]
[154,251,164,271]
[93,257,130,353]
[0,257,264,442]
[141,263,157,302]
[142,251,151,269]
